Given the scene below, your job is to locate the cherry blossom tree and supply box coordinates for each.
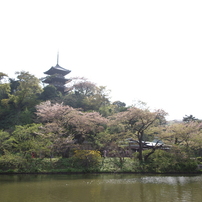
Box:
[35,101,108,156]
[110,107,168,161]
[162,121,202,155]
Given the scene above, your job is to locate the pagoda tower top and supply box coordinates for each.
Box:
[43,54,71,92]
[44,53,71,76]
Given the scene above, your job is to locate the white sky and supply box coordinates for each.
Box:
[1,0,202,120]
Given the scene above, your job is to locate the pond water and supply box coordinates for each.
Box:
[1,174,202,202]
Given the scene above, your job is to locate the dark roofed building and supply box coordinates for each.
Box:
[43,55,71,92]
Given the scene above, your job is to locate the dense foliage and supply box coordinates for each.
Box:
[0,71,202,173]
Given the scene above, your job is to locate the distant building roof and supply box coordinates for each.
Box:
[44,64,71,76]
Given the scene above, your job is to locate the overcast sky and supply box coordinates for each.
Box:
[1,0,202,120]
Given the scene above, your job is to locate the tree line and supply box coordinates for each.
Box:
[0,71,202,173]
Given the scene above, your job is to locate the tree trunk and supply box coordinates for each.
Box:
[138,134,143,161]
[144,148,156,162]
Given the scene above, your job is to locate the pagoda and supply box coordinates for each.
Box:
[43,54,71,92]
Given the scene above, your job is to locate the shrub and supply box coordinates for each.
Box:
[196,157,202,164]
[134,149,198,173]
[53,158,75,169]
[73,150,102,171]
[0,152,26,172]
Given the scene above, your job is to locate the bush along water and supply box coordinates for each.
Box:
[0,149,199,174]
[133,149,198,173]
[72,150,102,172]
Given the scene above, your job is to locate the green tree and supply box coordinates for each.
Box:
[40,85,62,101]
[64,77,110,112]
[0,71,43,128]
[183,114,198,123]
[11,123,48,157]
[112,101,127,112]
[0,73,12,129]
[0,130,14,155]
[13,71,42,109]
[0,72,10,100]
[0,72,8,81]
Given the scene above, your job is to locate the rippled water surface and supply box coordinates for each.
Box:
[1,174,202,202]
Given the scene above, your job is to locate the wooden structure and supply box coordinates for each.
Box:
[43,54,71,92]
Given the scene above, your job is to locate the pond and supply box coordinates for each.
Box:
[1,174,202,202]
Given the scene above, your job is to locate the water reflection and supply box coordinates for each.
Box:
[1,174,202,202]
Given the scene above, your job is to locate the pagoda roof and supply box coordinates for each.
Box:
[44,64,71,75]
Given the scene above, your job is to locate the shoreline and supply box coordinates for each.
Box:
[1,171,202,175]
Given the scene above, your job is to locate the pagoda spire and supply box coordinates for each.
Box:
[57,51,59,65]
